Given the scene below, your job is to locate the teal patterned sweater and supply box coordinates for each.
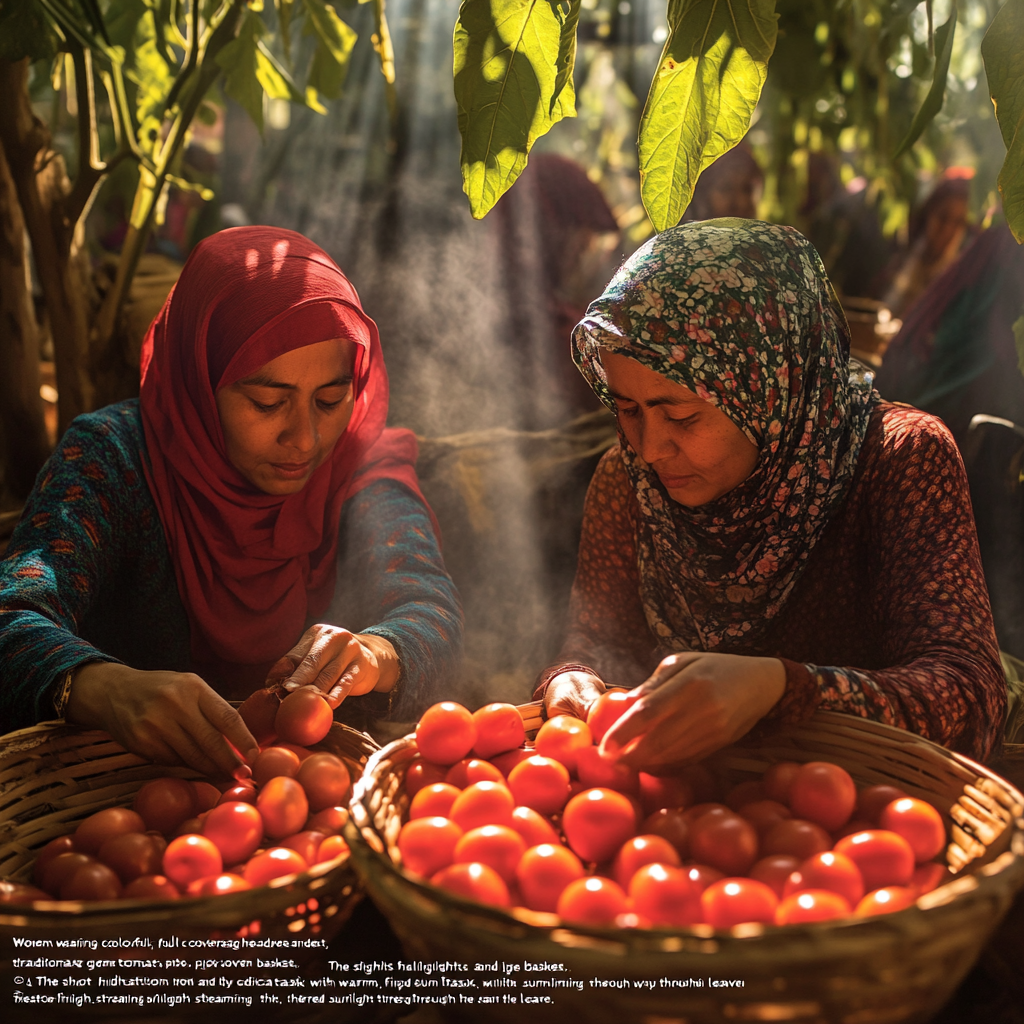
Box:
[0,401,462,729]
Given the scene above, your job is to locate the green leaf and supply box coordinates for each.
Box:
[216,9,266,129]
[550,0,580,117]
[303,0,357,99]
[256,38,305,102]
[454,0,581,219]
[638,0,778,232]
[128,7,175,135]
[893,8,955,160]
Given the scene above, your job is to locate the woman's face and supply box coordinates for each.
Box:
[216,338,357,495]
[601,350,759,507]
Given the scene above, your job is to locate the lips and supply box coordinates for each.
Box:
[270,461,313,477]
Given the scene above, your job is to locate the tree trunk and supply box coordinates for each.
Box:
[0,137,50,497]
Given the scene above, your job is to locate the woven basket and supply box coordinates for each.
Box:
[0,717,377,948]
[347,708,1024,1024]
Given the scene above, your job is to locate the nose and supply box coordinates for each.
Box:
[280,404,319,455]
[634,410,679,465]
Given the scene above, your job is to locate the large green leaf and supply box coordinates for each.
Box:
[454,0,580,219]
[216,9,266,129]
[129,7,175,137]
[893,8,955,160]
[303,0,357,100]
[638,0,778,233]
[982,0,1024,242]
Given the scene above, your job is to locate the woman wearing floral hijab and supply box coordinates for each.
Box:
[539,220,1005,764]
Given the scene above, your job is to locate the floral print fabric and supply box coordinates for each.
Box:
[572,219,877,654]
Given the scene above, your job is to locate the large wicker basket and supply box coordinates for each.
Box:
[0,717,377,948]
[347,708,1024,1024]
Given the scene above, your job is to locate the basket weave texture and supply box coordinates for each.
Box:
[347,708,1024,1024]
[0,717,377,944]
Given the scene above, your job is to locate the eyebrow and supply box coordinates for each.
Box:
[235,372,354,390]
[607,388,698,409]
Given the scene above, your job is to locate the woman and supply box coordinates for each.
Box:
[539,220,1005,766]
[0,227,462,778]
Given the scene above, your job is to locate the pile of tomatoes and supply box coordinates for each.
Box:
[397,694,951,929]
[4,686,353,905]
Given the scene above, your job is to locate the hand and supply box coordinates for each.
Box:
[544,669,607,721]
[265,624,399,707]
[600,652,786,769]
[67,663,260,778]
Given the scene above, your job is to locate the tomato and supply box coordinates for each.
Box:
[677,764,720,804]
[275,743,314,762]
[762,762,801,804]
[297,752,352,812]
[782,851,864,907]
[202,802,263,864]
[640,808,690,859]
[515,844,585,912]
[833,830,915,890]
[431,862,510,907]
[405,759,448,797]
[488,749,532,778]
[450,781,515,832]
[556,876,629,925]
[855,785,908,824]
[163,835,223,890]
[508,756,571,815]
[701,878,778,929]
[738,799,792,837]
[317,835,350,863]
[854,886,916,916]
[98,833,164,883]
[188,873,252,896]
[192,782,221,813]
[40,853,96,896]
[628,863,702,926]
[615,911,653,929]
[238,686,282,745]
[472,703,526,759]
[175,816,205,837]
[445,758,504,788]
[586,690,640,743]
[761,819,832,860]
[275,686,334,747]
[684,864,725,893]
[562,788,637,864]
[281,831,326,865]
[415,703,477,765]
[133,778,197,835]
[61,862,122,901]
[257,777,309,840]
[612,834,680,888]
[454,825,526,883]
[509,806,561,848]
[535,716,593,776]
[878,798,945,862]
[410,783,462,820]
[638,773,693,816]
[33,836,76,886]
[910,862,948,896]
[681,803,731,828]
[398,817,464,878]
[121,875,181,900]
[252,746,302,787]
[749,854,802,898]
[775,889,851,925]
[73,807,146,855]
[244,848,308,886]
[725,780,767,810]
[218,783,257,806]
[832,819,875,841]
[307,806,349,835]
[789,762,856,831]
[689,813,758,876]
[575,746,640,796]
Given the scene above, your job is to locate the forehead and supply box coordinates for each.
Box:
[243,338,356,384]
[600,349,703,403]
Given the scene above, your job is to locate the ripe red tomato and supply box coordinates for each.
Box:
[535,716,593,775]
[0,881,49,904]
[257,777,309,840]
[488,748,532,778]
[202,802,263,864]
[275,743,314,762]
[783,851,864,907]
[738,799,792,838]
[133,778,197,835]
[628,863,701,926]
[684,863,726,893]
[431,862,510,907]
[637,773,693,816]
[61,862,123,901]
[833,830,915,890]
[788,762,857,831]
[454,825,526,883]
[297,752,352,812]
[775,889,851,925]
[910,862,948,896]
[762,761,801,804]
[749,854,802,898]
[317,835,350,863]
[832,819,875,841]
[192,782,221,813]
[445,758,505,788]
[405,759,448,796]
[508,756,571,815]
[515,844,584,912]
[562,788,637,864]
[575,745,640,795]
[188,873,252,896]
[556,876,628,925]
[33,836,76,886]
[306,806,348,835]
[281,831,327,866]
[122,874,180,900]
[243,848,308,886]
[238,686,282,745]
[73,807,146,855]
[761,818,832,860]
[97,832,164,883]
[855,784,908,824]
[681,803,732,828]
[509,806,561,848]
[725,780,766,810]
[410,783,462,820]
[677,763,720,804]
[275,686,334,747]
[586,690,640,743]
[701,878,778,929]
[415,703,477,765]
[218,783,257,806]
[175,816,205,837]
[640,808,690,859]
[472,704,526,759]
[450,781,515,832]
[879,798,945,862]
[689,813,758,876]
[854,886,916,916]
[398,817,464,878]
[252,747,302,787]
[41,853,96,896]
[612,834,680,888]
[163,835,222,890]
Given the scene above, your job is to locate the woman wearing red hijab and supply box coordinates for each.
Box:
[0,228,462,777]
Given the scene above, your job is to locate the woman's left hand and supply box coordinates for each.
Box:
[600,652,785,769]
[265,624,400,708]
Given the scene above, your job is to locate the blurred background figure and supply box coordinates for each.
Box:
[681,141,763,222]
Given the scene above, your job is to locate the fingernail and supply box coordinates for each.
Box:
[233,764,252,782]
[245,748,260,764]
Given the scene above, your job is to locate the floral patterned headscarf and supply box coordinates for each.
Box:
[573,219,878,653]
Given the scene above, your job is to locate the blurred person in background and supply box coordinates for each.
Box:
[681,141,764,223]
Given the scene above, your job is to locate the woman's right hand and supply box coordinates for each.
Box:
[544,669,607,721]
[66,663,260,779]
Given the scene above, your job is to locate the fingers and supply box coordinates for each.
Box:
[545,671,605,721]
[281,627,360,693]
[198,689,260,766]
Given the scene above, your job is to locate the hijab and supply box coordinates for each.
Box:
[139,226,431,690]
[573,219,877,654]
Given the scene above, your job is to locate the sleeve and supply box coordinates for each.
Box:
[536,446,655,697]
[325,478,463,721]
[766,411,1007,762]
[0,416,136,731]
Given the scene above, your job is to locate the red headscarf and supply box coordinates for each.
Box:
[139,226,432,693]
